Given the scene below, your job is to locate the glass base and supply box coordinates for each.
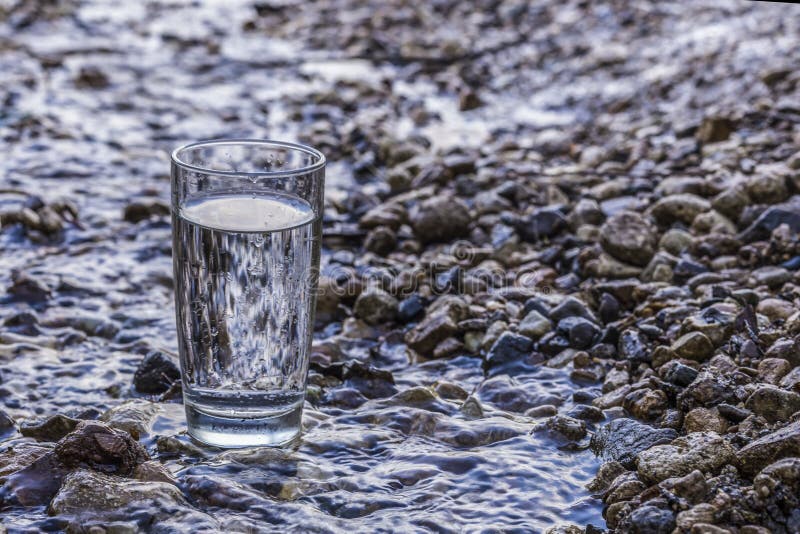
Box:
[185,401,302,448]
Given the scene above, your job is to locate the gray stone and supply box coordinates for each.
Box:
[590,418,678,469]
[353,287,398,325]
[636,432,735,484]
[49,469,186,514]
[600,211,658,266]
[410,197,471,243]
[99,401,160,441]
[518,310,551,338]
[485,331,533,368]
[650,194,711,225]
[19,414,80,442]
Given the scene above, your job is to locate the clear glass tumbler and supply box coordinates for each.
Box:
[170,139,325,447]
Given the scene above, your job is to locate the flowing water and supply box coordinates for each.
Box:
[175,193,319,446]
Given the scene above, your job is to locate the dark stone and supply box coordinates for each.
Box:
[661,362,699,387]
[738,420,800,475]
[567,404,604,422]
[590,418,678,469]
[0,408,15,437]
[133,351,181,394]
[538,331,571,357]
[55,421,149,474]
[364,226,397,255]
[599,293,620,324]
[557,316,601,350]
[410,197,471,244]
[20,414,80,442]
[618,329,649,363]
[485,332,533,368]
[397,294,425,323]
[738,197,800,243]
[625,505,676,534]
[123,200,170,223]
[673,259,708,280]
[515,207,566,242]
[550,296,596,323]
[717,403,750,423]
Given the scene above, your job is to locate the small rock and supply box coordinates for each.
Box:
[485,331,533,368]
[515,207,566,242]
[756,298,795,321]
[660,470,708,505]
[100,400,160,439]
[409,197,471,244]
[661,361,699,387]
[683,407,728,434]
[19,414,80,442]
[123,200,170,223]
[659,228,694,256]
[744,384,800,423]
[650,194,711,225]
[518,310,552,338]
[133,351,180,394]
[74,66,110,89]
[600,211,658,266]
[624,388,669,421]
[353,287,398,325]
[757,358,792,384]
[599,293,620,324]
[364,226,397,255]
[550,296,597,323]
[545,415,587,441]
[625,505,676,534]
[738,196,800,243]
[696,115,735,143]
[671,332,714,362]
[397,294,425,323]
[619,329,649,364]
[404,312,458,355]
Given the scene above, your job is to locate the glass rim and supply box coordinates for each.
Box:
[170,138,326,178]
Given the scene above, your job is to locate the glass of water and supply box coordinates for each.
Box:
[170,139,325,447]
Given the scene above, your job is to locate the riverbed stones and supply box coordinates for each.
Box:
[100,400,160,439]
[636,432,735,484]
[599,211,657,266]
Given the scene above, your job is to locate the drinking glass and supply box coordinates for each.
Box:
[170,139,325,447]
